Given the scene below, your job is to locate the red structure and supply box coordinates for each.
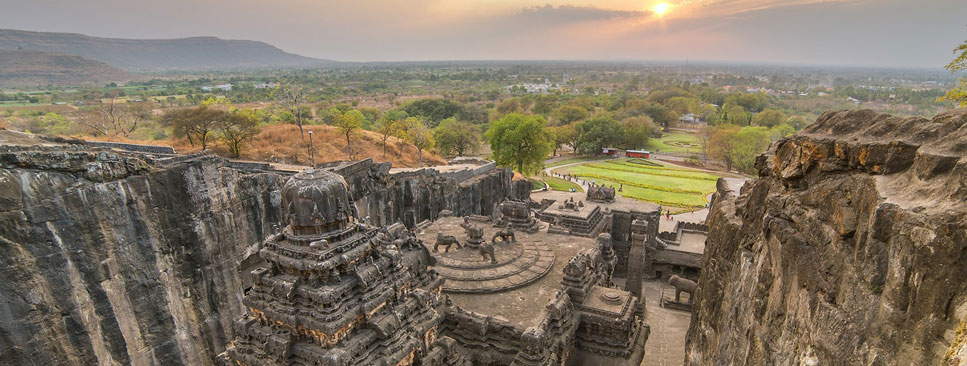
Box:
[626,150,650,158]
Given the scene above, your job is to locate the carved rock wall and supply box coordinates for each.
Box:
[0,141,516,366]
[0,149,283,366]
[337,160,515,228]
[685,110,967,366]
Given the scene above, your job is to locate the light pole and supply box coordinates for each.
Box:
[307,130,315,167]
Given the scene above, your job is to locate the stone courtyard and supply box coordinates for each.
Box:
[417,216,595,327]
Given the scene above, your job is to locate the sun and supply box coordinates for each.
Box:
[653,2,670,16]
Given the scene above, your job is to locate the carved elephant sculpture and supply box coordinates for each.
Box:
[433,232,462,253]
[668,275,698,304]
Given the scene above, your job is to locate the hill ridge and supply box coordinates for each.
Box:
[0,28,334,72]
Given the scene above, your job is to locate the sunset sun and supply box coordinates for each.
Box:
[653,2,670,16]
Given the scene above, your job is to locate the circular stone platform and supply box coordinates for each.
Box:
[433,241,555,293]
[421,217,555,294]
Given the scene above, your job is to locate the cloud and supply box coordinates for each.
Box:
[674,0,863,18]
[518,4,650,24]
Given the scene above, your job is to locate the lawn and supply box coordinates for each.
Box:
[542,176,583,192]
[544,156,606,168]
[527,177,545,191]
[644,131,702,155]
[560,158,717,208]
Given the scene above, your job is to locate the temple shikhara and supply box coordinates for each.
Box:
[224,168,465,365]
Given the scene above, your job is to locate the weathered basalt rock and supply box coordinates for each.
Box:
[685,109,967,366]
[0,133,516,366]
[0,146,283,366]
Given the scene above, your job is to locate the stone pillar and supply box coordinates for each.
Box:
[625,217,648,298]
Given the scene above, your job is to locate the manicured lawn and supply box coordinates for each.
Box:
[560,158,717,208]
[583,176,707,208]
[586,161,719,181]
[545,156,605,168]
[542,176,583,192]
[644,131,701,155]
[527,177,545,190]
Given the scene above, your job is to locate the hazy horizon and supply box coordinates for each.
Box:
[3,0,967,69]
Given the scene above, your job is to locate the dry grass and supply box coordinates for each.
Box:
[87,123,446,168]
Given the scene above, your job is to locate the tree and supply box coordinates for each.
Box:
[768,124,796,141]
[786,116,809,130]
[553,105,589,124]
[275,85,310,138]
[532,95,558,115]
[333,109,365,160]
[162,106,228,151]
[709,125,771,174]
[486,113,552,175]
[731,127,771,173]
[375,115,404,157]
[547,125,573,156]
[80,99,150,137]
[358,106,381,129]
[621,116,656,150]
[709,124,741,172]
[219,110,261,158]
[403,118,434,166]
[433,118,480,157]
[751,109,787,128]
[557,123,580,154]
[666,96,699,115]
[401,98,467,127]
[941,39,967,106]
[494,98,526,118]
[697,125,713,159]
[39,112,72,136]
[575,117,623,155]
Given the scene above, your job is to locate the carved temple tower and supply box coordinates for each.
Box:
[224,168,465,366]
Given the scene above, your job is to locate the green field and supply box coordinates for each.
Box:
[644,131,701,155]
[560,158,717,208]
[542,176,583,192]
[545,156,606,168]
[527,177,545,191]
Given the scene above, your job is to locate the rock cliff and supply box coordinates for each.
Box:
[0,132,516,365]
[685,109,967,365]
[0,138,283,366]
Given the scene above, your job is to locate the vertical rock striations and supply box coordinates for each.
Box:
[685,109,967,365]
[0,144,283,366]
[0,134,516,366]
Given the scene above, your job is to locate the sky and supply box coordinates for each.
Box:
[2,0,966,68]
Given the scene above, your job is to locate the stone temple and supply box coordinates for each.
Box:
[221,166,663,365]
[224,168,466,365]
[0,129,715,365]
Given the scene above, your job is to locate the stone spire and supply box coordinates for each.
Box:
[224,168,466,366]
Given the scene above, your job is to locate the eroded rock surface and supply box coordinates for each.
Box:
[685,109,967,365]
[0,133,516,366]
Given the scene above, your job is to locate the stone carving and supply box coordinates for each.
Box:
[478,241,497,264]
[434,231,462,252]
[491,225,516,243]
[669,274,697,304]
[461,216,485,247]
[586,183,616,203]
[224,168,466,365]
[559,197,583,211]
[494,200,541,233]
